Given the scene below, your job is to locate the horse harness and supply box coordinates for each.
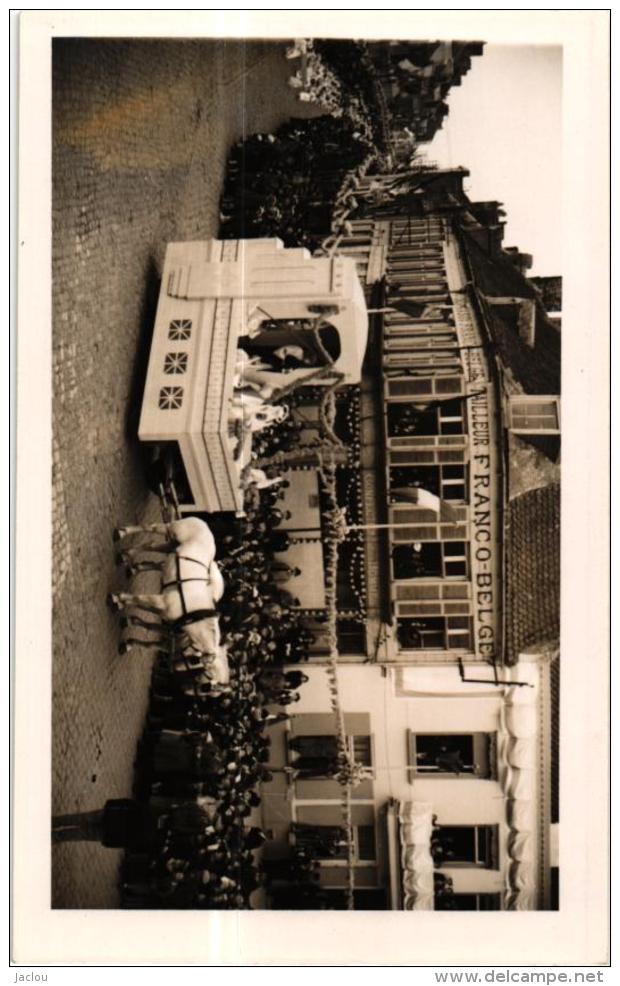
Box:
[163,553,219,631]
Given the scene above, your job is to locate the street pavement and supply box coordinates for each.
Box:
[51,37,318,907]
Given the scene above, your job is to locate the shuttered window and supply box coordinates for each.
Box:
[388,437,466,450]
[387,378,433,397]
[391,541,470,580]
[396,616,473,650]
[385,333,457,350]
[390,448,467,465]
[388,240,444,251]
[387,260,445,272]
[340,237,371,248]
[386,375,464,399]
[385,320,455,335]
[394,583,471,602]
[384,355,463,371]
[351,735,373,766]
[396,600,471,617]
[391,272,447,285]
[393,582,471,616]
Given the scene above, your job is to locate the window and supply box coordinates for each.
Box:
[336,619,367,655]
[288,734,339,776]
[389,504,468,542]
[387,399,466,438]
[407,732,495,779]
[356,825,376,860]
[290,734,372,776]
[441,464,467,501]
[509,396,560,434]
[389,464,466,501]
[386,376,464,400]
[390,448,468,467]
[391,273,447,287]
[445,616,473,650]
[388,246,444,260]
[397,616,473,651]
[395,582,471,604]
[387,260,445,273]
[390,221,444,243]
[385,320,455,335]
[385,312,454,328]
[323,889,388,910]
[168,318,192,340]
[330,825,376,862]
[340,237,372,248]
[392,542,469,580]
[350,735,373,767]
[385,332,457,351]
[384,354,463,373]
[443,541,468,577]
[439,400,466,435]
[163,352,188,374]
[390,284,448,297]
[432,824,499,869]
[158,386,184,410]
[435,893,501,911]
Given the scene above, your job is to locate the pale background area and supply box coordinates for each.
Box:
[429,44,562,277]
[13,7,610,968]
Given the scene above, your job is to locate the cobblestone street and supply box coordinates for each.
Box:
[51,38,318,908]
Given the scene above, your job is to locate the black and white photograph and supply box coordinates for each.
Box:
[13,10,609,968]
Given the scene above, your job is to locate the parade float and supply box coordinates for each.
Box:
[139,237,369,514]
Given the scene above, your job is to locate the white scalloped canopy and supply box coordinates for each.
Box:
[498,682,539,910]
[397,801,435,910]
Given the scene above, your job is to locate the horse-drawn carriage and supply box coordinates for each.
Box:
[111,236,370,693]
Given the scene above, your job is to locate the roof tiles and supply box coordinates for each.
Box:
[505,484,560,665]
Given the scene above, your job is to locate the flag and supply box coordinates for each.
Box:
[391,486,440,510]
[387,297,429,320]
[387,295,454,321]
[391,486,461,522]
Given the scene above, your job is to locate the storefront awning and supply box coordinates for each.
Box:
[497,681,539,910]
[386,800,435,910]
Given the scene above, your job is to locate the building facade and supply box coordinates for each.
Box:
[260,165,561,911]
[369,42,485,142]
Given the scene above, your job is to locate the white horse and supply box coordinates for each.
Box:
[108,517,230,686]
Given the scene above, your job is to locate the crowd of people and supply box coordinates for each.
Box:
[219,40,397,259]
[219,114,376,251]
[286,40,389,150]
[52,391,346,908]
[124,466,324,907]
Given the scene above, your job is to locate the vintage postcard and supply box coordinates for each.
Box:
[13,9,610,968]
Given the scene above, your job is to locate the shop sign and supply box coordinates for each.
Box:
[468,387,500,660]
